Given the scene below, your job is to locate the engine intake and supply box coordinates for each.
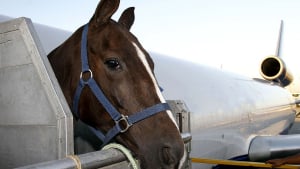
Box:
[260,55,293,87]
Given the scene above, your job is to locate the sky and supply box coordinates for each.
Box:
[2,0,300,77]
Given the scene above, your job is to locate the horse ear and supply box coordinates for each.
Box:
[118,7,135,30]
[92,0,120,24]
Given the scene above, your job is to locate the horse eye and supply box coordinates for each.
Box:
[104,58,121,70]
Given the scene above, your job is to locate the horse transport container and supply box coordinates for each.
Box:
[0,17,191,169]
[0,17,73,168]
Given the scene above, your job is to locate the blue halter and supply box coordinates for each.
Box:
[72,24,171,147]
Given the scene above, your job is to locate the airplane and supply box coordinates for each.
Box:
[1,14,300,169]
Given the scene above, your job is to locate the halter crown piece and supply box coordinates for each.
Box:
[72,24,171,147]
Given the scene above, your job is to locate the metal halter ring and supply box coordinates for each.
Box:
[116,114,132,133]
[80,69,93,83]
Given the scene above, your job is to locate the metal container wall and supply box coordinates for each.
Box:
[0,18,73,168]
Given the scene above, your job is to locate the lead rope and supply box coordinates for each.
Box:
[102,143,140,169]
[66,155,82,169]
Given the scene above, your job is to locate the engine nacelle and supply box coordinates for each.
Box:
[260,55,293,87]
[249,135,300,162]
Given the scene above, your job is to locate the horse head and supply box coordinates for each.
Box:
[48,0,186,168]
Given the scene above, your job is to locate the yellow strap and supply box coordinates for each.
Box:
[191,157,300,169]
[67,155,82,169]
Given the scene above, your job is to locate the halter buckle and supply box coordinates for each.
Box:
[116,114,132,133]
[80,69,93,83]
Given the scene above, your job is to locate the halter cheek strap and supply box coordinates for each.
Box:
[72,24,171,147]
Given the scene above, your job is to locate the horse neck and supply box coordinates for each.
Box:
[48,29,82,104]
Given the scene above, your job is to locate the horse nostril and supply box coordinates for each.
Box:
[161,146,175,165]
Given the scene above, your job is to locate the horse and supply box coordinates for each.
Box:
[47,0,186,168]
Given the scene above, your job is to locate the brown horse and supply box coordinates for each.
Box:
[47,0,186,168]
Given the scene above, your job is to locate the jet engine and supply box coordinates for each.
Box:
[260,55,293,87]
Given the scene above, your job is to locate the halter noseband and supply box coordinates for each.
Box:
[72,24,171,147]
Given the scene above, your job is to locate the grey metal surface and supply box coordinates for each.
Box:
[0,18,73,168]
[249,135,300,162]
[16,149,129,169]
[168,100,192,169]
